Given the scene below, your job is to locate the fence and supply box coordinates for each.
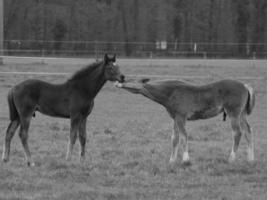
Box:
[3,40,267,59]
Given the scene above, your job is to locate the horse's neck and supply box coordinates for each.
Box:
[79,68,106,97]
[91,75,107,96]
[86,67,107,97]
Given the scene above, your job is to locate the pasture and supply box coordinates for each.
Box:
[0,57,267,200]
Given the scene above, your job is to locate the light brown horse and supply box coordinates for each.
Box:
[115,78,255,164]
[2,54,125,166]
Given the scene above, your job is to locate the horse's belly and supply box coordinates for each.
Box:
[36,103,70,118]
[38,109,70,118]
[187,107,222,121]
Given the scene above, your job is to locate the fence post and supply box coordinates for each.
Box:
[41,48,45,64]
[40,40,45,64]
[253,52,256,60]
[203,52,207,59]
[246,43,250,56]
[193,43,197,53]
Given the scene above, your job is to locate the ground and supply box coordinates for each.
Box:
[0,57,267,200]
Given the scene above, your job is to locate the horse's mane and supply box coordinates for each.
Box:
[68,61,104,82]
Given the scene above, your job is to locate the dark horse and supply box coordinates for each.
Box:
[115,78,255,164]
[2,54,125,166]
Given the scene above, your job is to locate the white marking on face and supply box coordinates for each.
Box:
[113,62,117,66]
[114,81,122,88]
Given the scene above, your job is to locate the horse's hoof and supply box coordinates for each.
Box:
[167,159,179,173]
[27,161,35,167]
[181,160,192,167]
[65,155,71,161]
[228,151,236,163]
[167,163,177,174]
[114,81,123,88]
[228,157,235,163]
[2,152,8,163]
[247,150,254,162]
[80,157,86,163]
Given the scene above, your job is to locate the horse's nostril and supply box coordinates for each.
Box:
[121,75,125,82]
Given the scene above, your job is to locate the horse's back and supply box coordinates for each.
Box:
[11,79,71,118]
[12,79,43,102]
[13,79,67,98]
[211,80,248,104]
[211,79,246,91]
[144,79,249,119]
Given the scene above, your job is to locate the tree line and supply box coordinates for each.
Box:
[4,0,267,57]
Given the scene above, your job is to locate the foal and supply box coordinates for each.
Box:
[115,79,255,164]
[2,54,125,166]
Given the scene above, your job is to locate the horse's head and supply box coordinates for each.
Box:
[103,54,125,83]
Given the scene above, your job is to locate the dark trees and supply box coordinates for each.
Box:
[3,0,267,57]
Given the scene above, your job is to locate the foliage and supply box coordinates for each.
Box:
[3,0,267,56]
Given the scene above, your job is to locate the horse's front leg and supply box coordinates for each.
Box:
[2,120,20,162]
[66,117,80,161]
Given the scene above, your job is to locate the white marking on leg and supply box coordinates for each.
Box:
[2,143,7,161]
[169,128,179,164]
[247,147,254,162]
[229,150,236,162]
[114,81,123,88]
[28,161,35,167]
[169,156,175,163]
[66,141,72,161]
[170,146,179,163]
[182,151,190,163]
[248,127,254,162]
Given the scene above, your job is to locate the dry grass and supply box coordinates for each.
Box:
[0,58,267,200]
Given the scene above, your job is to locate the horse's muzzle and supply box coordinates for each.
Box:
[119,75,125,83]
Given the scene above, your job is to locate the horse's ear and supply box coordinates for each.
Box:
[104,54,109,64]
[139,78,150,84]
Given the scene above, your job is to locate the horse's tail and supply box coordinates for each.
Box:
[7,88,19,121]
[244,84,255,115]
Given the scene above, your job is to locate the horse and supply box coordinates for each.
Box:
[115,78,255,164]
[2,54,125,166]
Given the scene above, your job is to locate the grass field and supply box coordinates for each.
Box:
[0,57,267,200]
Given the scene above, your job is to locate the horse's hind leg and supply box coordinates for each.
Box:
[169,119,180,164]
[170,116,190,164]
[78,118,87,162]
[178,119,190,164]
[241,115,254,161]
[19,117,34,166]
[229,115,243,162]
[2,120,20,162]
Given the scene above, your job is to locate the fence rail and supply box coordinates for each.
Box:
[2,40,267,59]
